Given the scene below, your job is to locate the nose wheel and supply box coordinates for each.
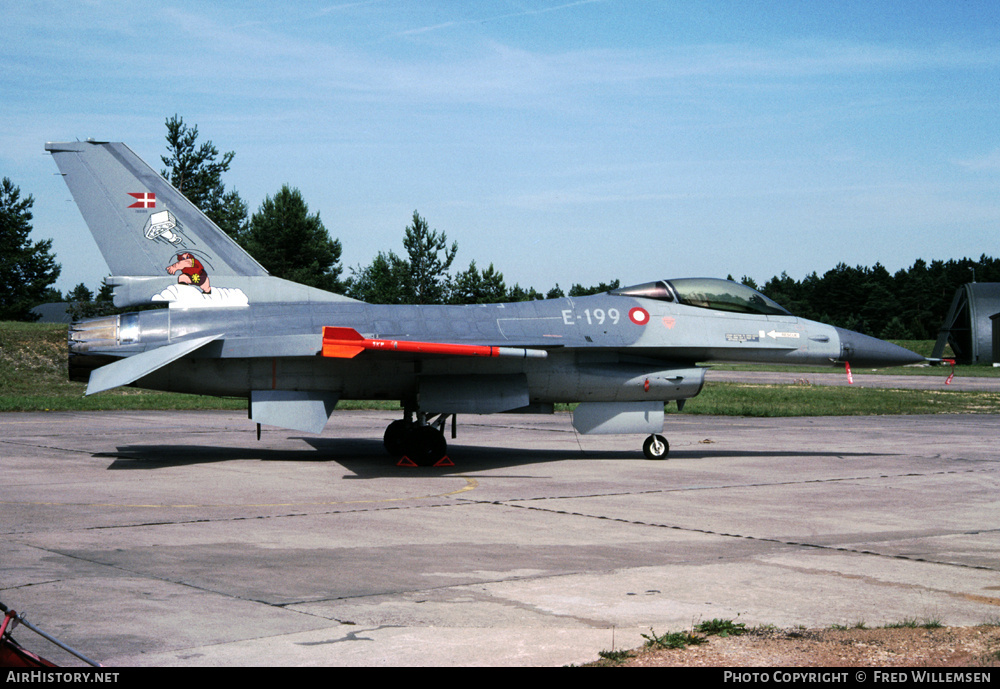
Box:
[643,434,669,460]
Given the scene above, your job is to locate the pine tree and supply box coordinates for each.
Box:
[346,251,407,304]
[400,211,457,304]
[450,260,508,304]
[160,115,248,240]
[0,178,60,320]
[242,185,343,292]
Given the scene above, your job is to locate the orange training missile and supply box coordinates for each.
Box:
[321,326,547,359]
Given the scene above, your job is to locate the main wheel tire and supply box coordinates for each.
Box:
[405,425,448,466]
[383,419,410,456]
[643,434,669,460]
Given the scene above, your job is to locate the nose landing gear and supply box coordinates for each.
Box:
[643,434,669,460]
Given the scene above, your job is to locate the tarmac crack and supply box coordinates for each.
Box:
[768,561,1000,609]
[0,439,107,456]
[455,467,992,503]
[485,497,1000,574]
[19,543,326,614]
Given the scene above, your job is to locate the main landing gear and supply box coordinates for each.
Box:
[383,411,452,466]
[643,434,669,460]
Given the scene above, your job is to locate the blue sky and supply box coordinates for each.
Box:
[3,0,998,296]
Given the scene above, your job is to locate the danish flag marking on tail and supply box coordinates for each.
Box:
[128,192,156,208]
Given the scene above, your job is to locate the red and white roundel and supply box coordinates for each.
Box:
[628,307,650,325]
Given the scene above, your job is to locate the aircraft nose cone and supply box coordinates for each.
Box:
[833,327,926,368]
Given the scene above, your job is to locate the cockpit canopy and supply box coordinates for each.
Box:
[610,278,792,316]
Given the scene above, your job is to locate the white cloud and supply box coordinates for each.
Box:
[953,150,1000,171]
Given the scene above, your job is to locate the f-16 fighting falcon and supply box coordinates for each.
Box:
[47,140,925,465]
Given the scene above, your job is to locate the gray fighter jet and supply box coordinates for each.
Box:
[47,140,924,464]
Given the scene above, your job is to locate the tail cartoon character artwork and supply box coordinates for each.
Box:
[166,252,211,294]
[47,140,926,465]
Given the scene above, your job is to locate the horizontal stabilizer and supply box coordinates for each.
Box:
[321,326,548,359]
[86,334,223,395]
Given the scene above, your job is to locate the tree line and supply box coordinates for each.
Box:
[1,116,995,340]
[740,256,1000,340]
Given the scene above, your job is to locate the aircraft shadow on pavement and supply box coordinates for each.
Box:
[97,439,891,477]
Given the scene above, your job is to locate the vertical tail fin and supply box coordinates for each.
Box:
[46,140,267,279]
[48,140,355,308]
